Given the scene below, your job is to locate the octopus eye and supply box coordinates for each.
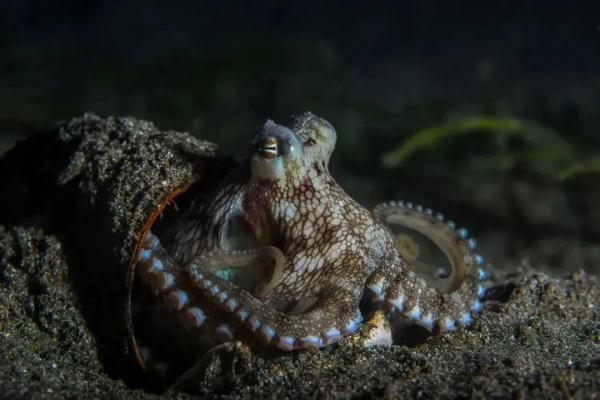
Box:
[257,137,279,159]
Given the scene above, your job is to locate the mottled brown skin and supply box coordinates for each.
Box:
[135,112,487,352]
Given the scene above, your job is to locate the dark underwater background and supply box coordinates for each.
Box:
[1,1,599,274]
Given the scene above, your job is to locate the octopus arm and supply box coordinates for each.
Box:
[187,254,364,350]
[369,201,488,332]
[135,232,364,351]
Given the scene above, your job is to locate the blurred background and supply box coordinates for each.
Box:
[1,1,599,274]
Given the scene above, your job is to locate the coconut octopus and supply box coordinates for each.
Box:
[130,112,487,365]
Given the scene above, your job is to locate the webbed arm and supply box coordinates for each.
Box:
[189,263,363,350]
[369,201,487,332]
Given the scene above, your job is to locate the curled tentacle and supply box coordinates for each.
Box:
[190,268,363,350]
[185,246,286,298]
[371,201,487,332]
[136,231,364,351]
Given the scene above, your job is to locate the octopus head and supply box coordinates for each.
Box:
[250,112,337,184]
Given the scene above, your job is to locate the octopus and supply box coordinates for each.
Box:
[130,112,487,362]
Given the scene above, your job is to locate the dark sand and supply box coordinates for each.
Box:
[0,115,598,399]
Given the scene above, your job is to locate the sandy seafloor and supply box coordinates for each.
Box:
[0,115,598,399]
